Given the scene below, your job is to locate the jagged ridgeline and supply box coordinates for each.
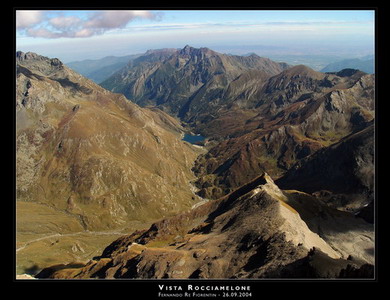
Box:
[100,46,290,121]
[16,51,204,274]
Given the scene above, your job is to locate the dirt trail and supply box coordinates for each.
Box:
[16,230,126,253]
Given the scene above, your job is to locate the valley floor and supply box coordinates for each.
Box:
[16,201,153,275]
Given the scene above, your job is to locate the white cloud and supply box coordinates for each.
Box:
[16,11,44,29]
[17,10,161,39]
[85,10,155,29]
[26,28,59,39]
[49,16,83,30]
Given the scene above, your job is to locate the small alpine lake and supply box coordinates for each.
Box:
[182,133,206,144]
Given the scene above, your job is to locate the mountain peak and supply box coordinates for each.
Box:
[179,45,215,57]
[17,51,65,77]
[253,172,288,202]
[144,48,178,56]
[180,44,194,54]
[335,68,365,77]
[280,64,325,80]
[16,51,47,62]
[17,51,63,67]
[255,172,274,186]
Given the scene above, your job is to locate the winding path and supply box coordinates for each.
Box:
[16,230,126,253]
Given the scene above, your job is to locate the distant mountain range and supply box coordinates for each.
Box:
[321,56,374,74]
[66,54,142,83]
[66,51,374,85]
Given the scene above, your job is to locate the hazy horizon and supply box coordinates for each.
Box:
[16,10,375,63]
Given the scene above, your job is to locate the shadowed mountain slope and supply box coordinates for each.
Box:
[193,67,374,199]
[276,122,374,220]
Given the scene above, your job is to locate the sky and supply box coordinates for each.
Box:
[16,10,375,63]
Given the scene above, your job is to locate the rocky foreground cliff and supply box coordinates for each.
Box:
[36,173,374,279]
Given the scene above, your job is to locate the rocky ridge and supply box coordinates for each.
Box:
[36,173,373,279]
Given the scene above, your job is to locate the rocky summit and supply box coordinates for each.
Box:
[15,45,375,279]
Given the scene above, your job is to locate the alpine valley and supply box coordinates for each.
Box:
[15,45,375,279]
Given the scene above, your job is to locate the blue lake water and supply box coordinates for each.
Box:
[182,133,205,144]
